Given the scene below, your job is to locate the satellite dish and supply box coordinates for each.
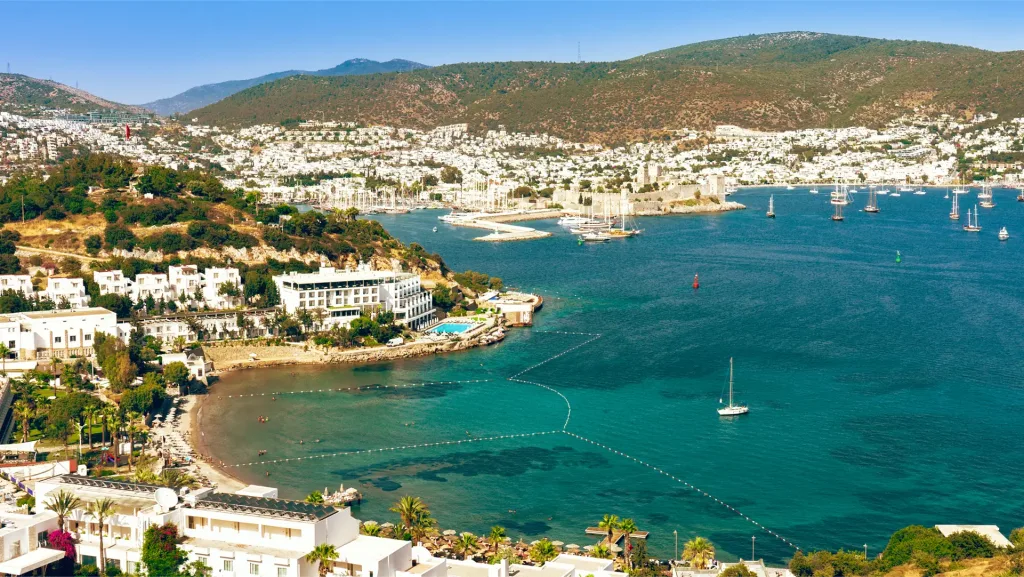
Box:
[154,488,179,510]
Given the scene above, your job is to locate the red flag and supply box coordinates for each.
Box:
[126,124,131,141]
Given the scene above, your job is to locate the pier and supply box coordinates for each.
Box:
[584,527,650,545]
[448,210,557,242]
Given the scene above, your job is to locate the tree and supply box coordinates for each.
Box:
[102,351,137,393]
[489,525,507,554]
[456,532,479,560]
[529,539,558,564]
[619,518,638,569]
[13,400,32,442]
[682,537,715,570]
[949,531,997,560]
[361,521,382,536]
[305,490,325,505]
[87,497,118,575]
[0,342,9,374]
[141,522,188,577]
[390,495,429,532]
[305,543,339,577]
[1010,527,1024,549]
[163,361,191,390]
[598,514,619,552]
[591,544,611,559]
[440,166,463,184]
[47,529,76,575]
[719,564,756,577]
[44,489,81,531]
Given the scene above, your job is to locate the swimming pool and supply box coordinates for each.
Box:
[428,322,477,334]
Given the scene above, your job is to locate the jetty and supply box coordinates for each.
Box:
[584,527,650,546]
[448,209,557,242]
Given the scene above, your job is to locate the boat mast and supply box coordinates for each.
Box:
[729,357,734,407]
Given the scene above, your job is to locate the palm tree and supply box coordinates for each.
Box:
[682,536,715,570]
[157,469,198,491]
[83,405,98,449]
[489,525,507,554]
[125,411,142,472]
[13,400,32,442]
[44,489,81,531]
[455,532,479,560]
[0,342,10,374]
[619,518,638,569]
[360,521,381,536]
[591,544,611,559]
[305,543,339,577]
[86,497,117,575]
[305,491,325,505]
[172,336,187,353]
[106,407,123,466]
[598,514,620,550]
[390,496,429,532]
[529,539,558,564]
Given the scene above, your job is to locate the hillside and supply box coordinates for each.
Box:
[192,32,1024,143]
[142,58,429,116]
[0,73,145,114]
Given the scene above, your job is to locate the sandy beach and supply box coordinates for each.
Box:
[182,395,247,492]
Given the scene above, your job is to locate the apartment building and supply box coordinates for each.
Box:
[33,476,416,577]
[0,308,127,360]
[274,265,434,330]
[0,275,34,297]
[138,308,275,346]
[93,271,134,298]
[202,267,244,310]
[41,277,89,309]
[168,265,203,302]
[135,273,174,303]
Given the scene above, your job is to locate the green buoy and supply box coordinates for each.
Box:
[896,250,902,263]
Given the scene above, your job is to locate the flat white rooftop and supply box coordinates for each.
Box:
[935,525,1013,548]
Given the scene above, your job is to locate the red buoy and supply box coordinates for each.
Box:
[693,273,699,290]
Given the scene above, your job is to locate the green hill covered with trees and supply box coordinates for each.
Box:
[192,32,1024,143]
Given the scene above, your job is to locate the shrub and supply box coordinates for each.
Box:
[949,531,997,560]
[881,526,953,570]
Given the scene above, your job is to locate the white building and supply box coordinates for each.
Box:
[168,265,203,303]
[135,273,174,303]
[0,275,34,297]
[0,308,126,360]
[34,475,416,577]
[93,271,134,299]
[202,267,243,310]
[0,509,63,575]
[139,308,275,345]
[42,277,89,309]
[274,265,434,330]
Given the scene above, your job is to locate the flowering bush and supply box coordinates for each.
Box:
[47,529,76,559]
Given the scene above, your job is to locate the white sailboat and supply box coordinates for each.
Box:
[979,181,995,208]
[963,205,981,232]
[767,195,775,218]
[864,185,880,213]
[999,227,1010,241]
[608,189,642,237]
[717,358,749,416]
[830,182,850,221]
[950,191,960,221]
[809,187,819,194]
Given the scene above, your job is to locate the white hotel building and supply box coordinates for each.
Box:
[274,265,434,330]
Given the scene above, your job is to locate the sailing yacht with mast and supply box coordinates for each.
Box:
[718,358,749,416]
[979,181,995,208]
[766,195,775,218]
[950,191,960,220]
[830,182,850,221]
[864,185,880,213]
[963,205,982,232]
[608,189,642,237]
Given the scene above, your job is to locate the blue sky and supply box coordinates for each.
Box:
[4,1,1024,105]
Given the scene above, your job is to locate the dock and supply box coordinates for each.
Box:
[450,218,552,242]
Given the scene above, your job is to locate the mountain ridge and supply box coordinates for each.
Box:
[141,58,429,116]
[190,32,1024,143]
[0,73,146,114]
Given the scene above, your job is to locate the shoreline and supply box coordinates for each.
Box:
[182,395,247,492]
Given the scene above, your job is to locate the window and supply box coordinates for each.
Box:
[84,334,91,342]
[54,337,61,344]
[127,561,137,574]
[277,567,288,577]
[69,335,76,343]
[223,559,233,572]
[249,562,260,575]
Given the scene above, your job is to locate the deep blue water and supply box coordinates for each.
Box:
[199,187,1024,564]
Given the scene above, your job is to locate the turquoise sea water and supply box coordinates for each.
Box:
[198,187,1024,564]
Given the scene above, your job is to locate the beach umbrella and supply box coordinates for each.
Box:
[381,522,395,529]
[610,545,623,553]
[530,540,541,546]
[583,545,595,552]
[443,530,457,536]
[552,541,564,547]
[566,544,580,550]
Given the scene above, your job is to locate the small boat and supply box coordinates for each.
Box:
[558,215,597,226]
[899,186,915,193]
[809,187,819,194]
[579,231,611,243]
[717,358,749,417]
[979,182,995,208]
[945,189,950,199]
[890,191,901,198]
[1017,187,1024,202]
[766,195,775,218]
[896,250,902,264]
[785,184,795,190]
[999,227,1010,241]
[963,206,981,232]
[914,190,926,195]
[432,226,438,233]
[876,189,889,196]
